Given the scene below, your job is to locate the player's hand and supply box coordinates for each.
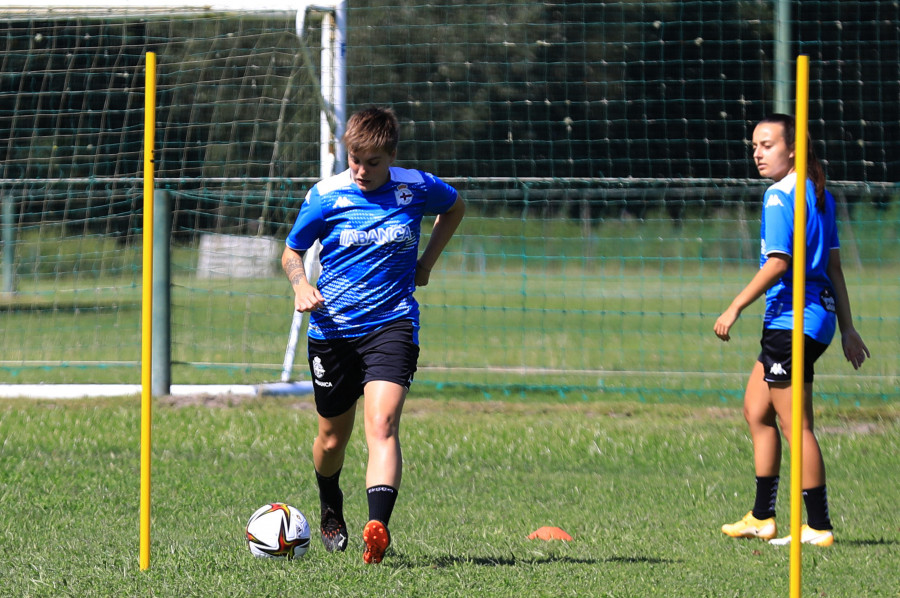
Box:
[841,328,870,369]
[714,307,740,341]
[293,281,325,312]
[414,261,431,287]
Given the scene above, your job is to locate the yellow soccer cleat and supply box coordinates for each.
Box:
[721,511,777,540]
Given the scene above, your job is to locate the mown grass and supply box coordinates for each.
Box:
[0,395,897,597]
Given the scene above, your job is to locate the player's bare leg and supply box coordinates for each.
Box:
[744,362,782,477]
[315,405,357,476]
[722,362,781,540]
[769,380,825,487]
[314,405,357,552]
[767,373,834,544]
[361,381,407,563]
[364,381,406,488]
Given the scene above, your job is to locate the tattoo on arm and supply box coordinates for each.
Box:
[283,254,306,286]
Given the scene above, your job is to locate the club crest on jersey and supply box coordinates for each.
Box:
[395,184,413,206]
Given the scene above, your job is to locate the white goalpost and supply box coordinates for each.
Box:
[272,0,347,391]
[0,0,347,399]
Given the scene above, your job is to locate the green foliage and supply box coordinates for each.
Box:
[4,2,897,185]
[0,397,896,597]
[150,19,322,180]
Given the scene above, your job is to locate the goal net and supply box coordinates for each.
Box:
[1,1,897,401]
[1,2,322,386]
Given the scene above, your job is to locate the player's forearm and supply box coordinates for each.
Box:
[282,246,309,288]
[826,249,856,333]
[283,246,324,311]
[419,197,465,270]
[729,255,790,314]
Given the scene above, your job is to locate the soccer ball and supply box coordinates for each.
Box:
[245,503,311,559]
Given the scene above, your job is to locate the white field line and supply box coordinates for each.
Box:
[0,382,314,399]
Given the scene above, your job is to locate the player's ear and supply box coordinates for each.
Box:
[388,149,397,165]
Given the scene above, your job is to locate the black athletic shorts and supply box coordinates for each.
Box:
[757,328,829,384]
[307,319,420,418]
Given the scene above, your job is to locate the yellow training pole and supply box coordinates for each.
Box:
[140,51,157,572]
[790,54,810,598]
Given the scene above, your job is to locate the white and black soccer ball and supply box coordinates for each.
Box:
[245,503,311,559]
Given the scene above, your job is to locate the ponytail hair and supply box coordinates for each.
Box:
[759,113,826,211]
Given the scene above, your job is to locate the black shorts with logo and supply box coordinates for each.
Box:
[307,319,420,418]
[757,328,830,384]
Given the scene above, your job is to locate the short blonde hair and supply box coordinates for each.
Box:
[342,106,399,155]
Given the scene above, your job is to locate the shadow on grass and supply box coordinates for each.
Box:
[604,555,675,564]
[840,538,897,547]
[396,553,675,568]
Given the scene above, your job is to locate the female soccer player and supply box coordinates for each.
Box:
[282,107,465,563]
[714,114,869,546]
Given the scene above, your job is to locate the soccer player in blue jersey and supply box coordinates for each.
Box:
[714,114,869,547]
[282,106,465,564]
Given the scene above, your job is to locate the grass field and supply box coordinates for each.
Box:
[0,393,897,597]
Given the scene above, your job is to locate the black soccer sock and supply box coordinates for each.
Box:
[315,467,343,511]
[751,475,779,520]
[367,485,398,526]
[803,485,833,531]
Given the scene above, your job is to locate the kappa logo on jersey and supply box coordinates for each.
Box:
[394,184,413,206]
[334,196,354,208]
[765,196,784,208]
[770,362,787,376]
[339,224,414,247]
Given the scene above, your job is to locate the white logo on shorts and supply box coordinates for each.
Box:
[770,362,787,376]
[313,356,325,379]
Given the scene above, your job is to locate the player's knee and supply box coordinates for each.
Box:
[366,413,400,442]
[317,431,349,454]
[743,404,768,427]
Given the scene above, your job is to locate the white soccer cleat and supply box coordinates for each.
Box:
[768,524,834,547]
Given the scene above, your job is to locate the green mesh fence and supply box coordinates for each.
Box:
[0,2,897,401]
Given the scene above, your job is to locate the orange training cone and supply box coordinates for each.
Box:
[527,526,573,541]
